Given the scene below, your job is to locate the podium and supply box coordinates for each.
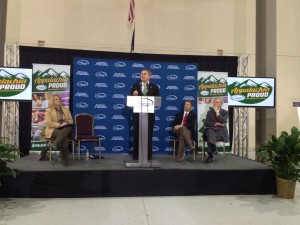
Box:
[126,96,161,168]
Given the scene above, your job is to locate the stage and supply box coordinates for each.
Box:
[0,153,276,198]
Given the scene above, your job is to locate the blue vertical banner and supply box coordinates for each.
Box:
[73,58,198,154]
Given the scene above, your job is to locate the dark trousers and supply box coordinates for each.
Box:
[51,126,72,160]
[132,113,154,160]
[207,142,217,154]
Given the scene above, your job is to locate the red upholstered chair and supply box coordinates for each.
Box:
[74,113,101,160]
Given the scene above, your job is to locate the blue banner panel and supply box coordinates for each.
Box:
[73,58,198,154]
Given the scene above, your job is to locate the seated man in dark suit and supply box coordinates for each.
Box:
[172,100,196,162]
[204,97,229,163]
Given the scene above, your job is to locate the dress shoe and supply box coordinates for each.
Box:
[62,159,68,166]
[39,155,49,161]
[189,144,195,151]
[39,150,49,161]
[205,156,214,163]
[176,158,184,162]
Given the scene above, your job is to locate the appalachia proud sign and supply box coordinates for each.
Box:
[227,77,275,107]
[0,67,32,100]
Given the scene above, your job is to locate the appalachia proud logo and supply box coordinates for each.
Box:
[33,68,70,91]
[198,75,227,97]
[228,79,272,104]
[0,69,30,97]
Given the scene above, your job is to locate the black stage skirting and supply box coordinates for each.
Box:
[0,154,276,198]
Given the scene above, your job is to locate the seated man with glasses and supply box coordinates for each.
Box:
[203,97,229,163]
[172,100,196,162]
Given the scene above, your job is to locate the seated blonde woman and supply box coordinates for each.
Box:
[42,94,73,166]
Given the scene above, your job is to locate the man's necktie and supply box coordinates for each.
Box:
[183,112,188,125]
[142,84,148,96]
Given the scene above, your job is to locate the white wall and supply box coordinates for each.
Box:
[6,0,134,52]
[5,0,257,149]
[135,0,256,56]
[276,0,300,134]
[6,0,256,55]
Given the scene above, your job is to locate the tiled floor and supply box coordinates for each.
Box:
[1,150,299,225]
[1,184,300,225]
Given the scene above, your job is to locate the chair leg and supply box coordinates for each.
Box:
[223,142,226,159]
[72,140,75,160]
[78,141,81,160]
[98,139,101,160]
[202,140,205,161]
[193,149,196,160]
[49,145,52,162]
[193,140,196,161]
[173,140,176,159]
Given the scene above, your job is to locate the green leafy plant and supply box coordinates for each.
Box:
[258,126,300,182]
[0,142,18,186]
[199,119,206,135]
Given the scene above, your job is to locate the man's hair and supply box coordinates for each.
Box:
[185,100,194,107]
[142,68,152,76]
[214,97,223,104]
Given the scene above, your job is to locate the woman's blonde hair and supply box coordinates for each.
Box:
[50,94,62,108]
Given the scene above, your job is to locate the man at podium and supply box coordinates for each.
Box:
[129,69,160,160]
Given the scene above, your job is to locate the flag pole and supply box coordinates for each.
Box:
[128,0,135,53]
[131,22,135,53]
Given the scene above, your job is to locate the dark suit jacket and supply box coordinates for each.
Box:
[204,108,229,143]
[172,110,196,140]
[129,81,160,97]
[129,81,160,160]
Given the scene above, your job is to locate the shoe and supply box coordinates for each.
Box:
[62,159,68,166]
[176,158,184,162]
[39,150,49,161]
[49,143,58,150]
[205,156,214,163]
[189,144,195,151]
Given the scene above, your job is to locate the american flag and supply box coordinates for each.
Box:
[128,0,135,23]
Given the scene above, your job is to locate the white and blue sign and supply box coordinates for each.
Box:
[73,57,198,154]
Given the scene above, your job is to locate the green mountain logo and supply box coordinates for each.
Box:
[0,69,30,97]
[33,68,70,78]
[228,79,272,104]
[33,68,70,91]
[198,75,227,97]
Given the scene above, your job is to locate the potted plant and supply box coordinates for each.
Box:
[0,142,18,186]
[258,126,300,199]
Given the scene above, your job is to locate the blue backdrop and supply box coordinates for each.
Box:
[73,57,198,154]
